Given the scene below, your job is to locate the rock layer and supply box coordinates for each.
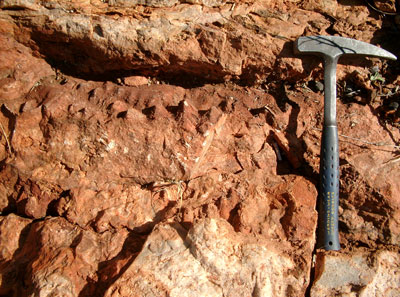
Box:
[311,250,400,296]
[1,0,392,84]
[105,218,308,297]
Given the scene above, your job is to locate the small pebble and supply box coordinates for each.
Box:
[384,102,399,117]
[370,65,380,74]
[388,101,399,111]
[309,80,324,92]
[315,81,324,92]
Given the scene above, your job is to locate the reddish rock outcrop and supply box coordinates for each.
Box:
[105,218,310,297]
[0,0,399,296]
[311,250,400,296]
[1,0,392,84]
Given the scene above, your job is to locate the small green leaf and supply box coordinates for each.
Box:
[370,72,385,83]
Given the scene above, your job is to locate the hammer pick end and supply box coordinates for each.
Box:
[294,35,397,61]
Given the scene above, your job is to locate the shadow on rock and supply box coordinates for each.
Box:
[78,231,147,297]
[267,80,318,183]
[0,220,38,297]
[79,200,178,296]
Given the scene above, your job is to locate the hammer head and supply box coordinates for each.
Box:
[295,35,397,61]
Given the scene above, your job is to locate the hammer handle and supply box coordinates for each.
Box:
[318,125,340,250]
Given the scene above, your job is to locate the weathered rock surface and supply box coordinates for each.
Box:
[105,218,308,297]
[1,0,400,296]
[0,213,142,297]
[1,0,393,85]
[311,250,400,296]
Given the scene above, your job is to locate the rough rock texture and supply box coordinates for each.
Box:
[1,0,400,296]
[1,0,393,85]
[311,250,400,296]
[105,218,307,297]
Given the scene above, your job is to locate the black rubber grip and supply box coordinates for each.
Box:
[318,125,341,250]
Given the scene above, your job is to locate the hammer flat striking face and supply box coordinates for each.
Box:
[294,35,396,251]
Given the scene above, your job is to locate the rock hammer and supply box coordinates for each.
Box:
[294,35,396,250]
